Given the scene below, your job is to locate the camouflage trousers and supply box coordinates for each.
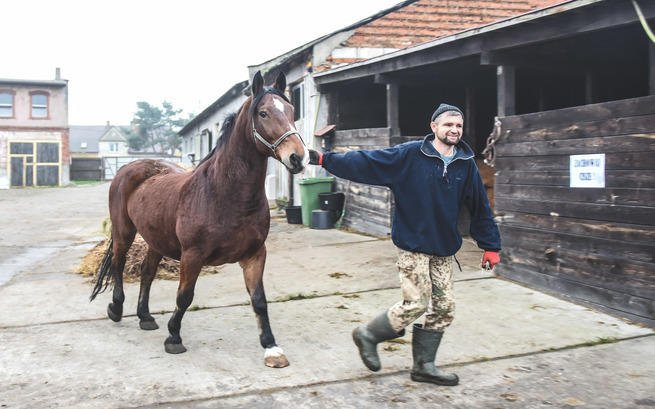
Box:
[387,248,455,332]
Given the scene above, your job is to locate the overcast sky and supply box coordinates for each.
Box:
[4,0,401,125]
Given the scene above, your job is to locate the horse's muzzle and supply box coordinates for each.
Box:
[288,153,305,174]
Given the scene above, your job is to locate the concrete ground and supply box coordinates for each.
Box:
[0,183,653,409]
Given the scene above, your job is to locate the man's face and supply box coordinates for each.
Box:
[430,113,463,146]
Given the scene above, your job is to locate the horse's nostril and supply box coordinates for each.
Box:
[289,153,302,168]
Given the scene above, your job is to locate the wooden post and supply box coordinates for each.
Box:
[497,65,515,117]
[650,41,655,95]
[386,83,400,136]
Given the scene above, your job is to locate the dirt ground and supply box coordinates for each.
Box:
[1,182,653,409]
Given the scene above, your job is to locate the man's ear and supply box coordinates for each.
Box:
[430,122,438,133]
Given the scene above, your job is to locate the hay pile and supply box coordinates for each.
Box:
[77,234,223,283]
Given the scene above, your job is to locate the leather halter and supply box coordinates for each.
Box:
[250,90,304,158]
[252,122,302,159]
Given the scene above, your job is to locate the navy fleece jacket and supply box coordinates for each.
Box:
[322,134,501,256]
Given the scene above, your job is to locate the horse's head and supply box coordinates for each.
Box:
[250,71,309,174]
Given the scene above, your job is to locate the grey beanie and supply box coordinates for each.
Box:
[431,103,464,122]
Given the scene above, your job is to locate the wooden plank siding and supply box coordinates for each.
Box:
[494,95,655,326]
[330,128,394,236]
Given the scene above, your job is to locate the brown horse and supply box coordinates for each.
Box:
[90,71,307,367]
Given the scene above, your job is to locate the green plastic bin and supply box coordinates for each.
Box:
[298,177,335,226]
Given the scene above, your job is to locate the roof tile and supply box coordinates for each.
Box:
[316,0,566,70]
[344,0,566,49]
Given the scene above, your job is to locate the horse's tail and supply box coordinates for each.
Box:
[89,238,114,302]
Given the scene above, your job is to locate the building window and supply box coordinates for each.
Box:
[292,83,304,121]
[31,92,48,118]
[0,92,14,118]
[110,143,119,152]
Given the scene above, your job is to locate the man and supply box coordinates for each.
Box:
[308,103,501,386]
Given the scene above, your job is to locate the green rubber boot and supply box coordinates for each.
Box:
[352,311,405,372]
[411,324,459,386]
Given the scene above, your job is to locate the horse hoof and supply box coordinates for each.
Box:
[265,354,290,368]
[139,319,159,331]
[107,303,122,322]
[165,342,187,354]
[264,346,290,368]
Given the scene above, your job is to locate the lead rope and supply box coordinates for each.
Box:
[453,255,462,272]
[482,117,502,167]
[632,0,655,43]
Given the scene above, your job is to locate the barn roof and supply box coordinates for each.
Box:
[178,80,249,137]
[249,0,566,75]
[342,0,565,49]
[314,0,603,84]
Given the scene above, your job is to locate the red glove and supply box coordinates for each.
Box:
[482,251,500,270]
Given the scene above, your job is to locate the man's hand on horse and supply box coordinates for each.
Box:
[308,149,323,165]
[482,251,500,270]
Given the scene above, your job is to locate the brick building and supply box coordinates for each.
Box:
[0,68,70,188]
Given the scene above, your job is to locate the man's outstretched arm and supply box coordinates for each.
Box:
[307,147,404,188]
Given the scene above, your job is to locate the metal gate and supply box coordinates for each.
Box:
[70,158,102,181]
[102,156,182,180]
[8,141,61,187]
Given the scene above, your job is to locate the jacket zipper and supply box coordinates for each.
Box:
[443,155,474,177]
[419,141,474,178]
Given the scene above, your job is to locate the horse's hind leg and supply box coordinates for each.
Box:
[137,246,163,330]
[107,228,136,322]
[239,245,289,368]
[164,250,202,354]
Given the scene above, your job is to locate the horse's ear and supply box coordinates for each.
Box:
[252,71,264,96]
[274,72,286,94]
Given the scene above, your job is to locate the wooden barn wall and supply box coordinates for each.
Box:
[494,95,655,327]
[331,128,393,237]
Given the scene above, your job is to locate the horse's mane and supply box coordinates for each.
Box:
[196,109,240,167]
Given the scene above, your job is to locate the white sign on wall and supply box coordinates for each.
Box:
[570,153,605,188]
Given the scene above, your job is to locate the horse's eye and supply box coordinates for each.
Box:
[259,111,268,118]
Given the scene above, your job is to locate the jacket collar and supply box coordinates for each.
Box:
[420,133,475,160]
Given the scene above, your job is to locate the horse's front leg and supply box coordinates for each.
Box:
[164,250,202,354]
[240,244,289,368]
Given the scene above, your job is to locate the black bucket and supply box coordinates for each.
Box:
[285,206,302,224]
[319,192,345,211]
[318,192,345,225]
[311,209,333,229]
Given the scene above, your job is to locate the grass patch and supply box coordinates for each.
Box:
[73,180,103,186]
[582,336,617,346]
[276,293,320,302]
[328,272,352,279]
